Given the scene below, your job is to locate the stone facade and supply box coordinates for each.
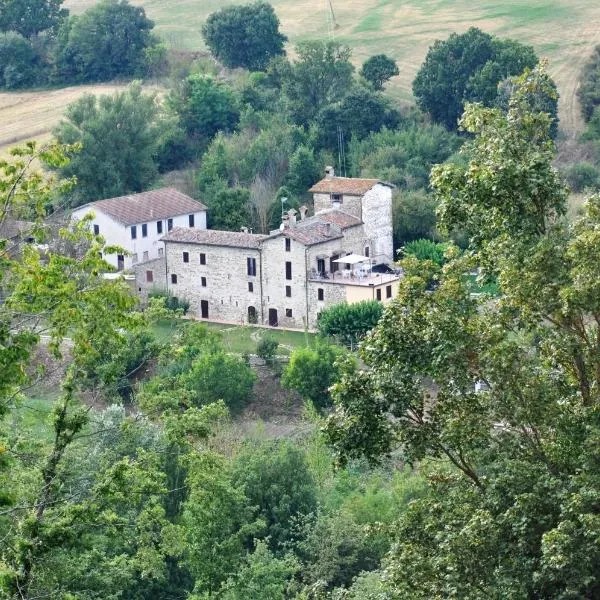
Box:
[158,174,399,330]
[132,257,167,304]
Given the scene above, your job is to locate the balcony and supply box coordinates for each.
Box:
[309,268,402,287]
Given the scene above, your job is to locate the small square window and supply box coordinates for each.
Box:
[142,223,148,238]
[146,270,153,283]
[248,282,254,292]
[131,225,137,240]
[143,251,149,261]
[376,288,382,301]
[317,288,324,301]
[93,224,99,235]
[132,253,138,264]
[171,274,178,284]
[158,247,164,257]
[386,285,392,298]
[189,214,195,227]
[183,251,189,263]
[200,253,206,265]
[285,238,291,252]
[332,193,343,203]
[157,220,163,234]
[285,285,291,297]
[286,309,293,318]
[167,218,173,231]
[201,277,207,287]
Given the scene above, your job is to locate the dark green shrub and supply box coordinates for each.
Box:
[317,301,383,347]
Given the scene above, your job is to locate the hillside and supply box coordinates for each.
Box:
[63,0,600,137]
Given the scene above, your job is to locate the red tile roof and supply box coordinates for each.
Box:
[162,227,266,249]
[75,188,207,226]
[308,177,391,195]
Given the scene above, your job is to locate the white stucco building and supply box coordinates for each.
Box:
[71,188,207,270]
[138,169,400,330]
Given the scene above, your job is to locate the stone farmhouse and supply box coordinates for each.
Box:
[71,188,207,271]
[136,169,401,330]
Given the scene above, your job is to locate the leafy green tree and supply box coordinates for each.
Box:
[257,335,279,365]
[170,74,240,141]
[392,189,439,247]
[578,43,600,121]
[413,27,537,129]
[349,123,462,190]
[205,185,251,231]
[560,162,600,192]
[218,541,299,600]
[54,85,165,206]
[0,0,67,37]
[54,0,157,83]
[314,86,401,151]
[283,40,354,125]
[317,301,384,347]
[0,31,41,89]
[282,341,351,410]
[202,1,287,71]
[360,54,399,91]
[285,144,321,198]
[232,440,318,550]
[325,65,600,598]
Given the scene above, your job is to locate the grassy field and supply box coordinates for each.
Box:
[1,1,597,158]
[151,319,315,355]
[63,0,600,137]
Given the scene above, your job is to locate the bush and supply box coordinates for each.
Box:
[392,189,439,247]
[578,44,600,122]
[317,301,384,347]
[257,336,279,364]
[560,162,600,192]
[402,238,449,265]
[282,342,351,410]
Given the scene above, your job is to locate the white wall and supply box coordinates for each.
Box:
[71,207,207,270]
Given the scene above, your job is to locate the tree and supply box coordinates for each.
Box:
[325,66,600,597]
[231,440,317,550]
[413,27,537,129]
[0,0,67,38]
[392,189,439,247]
[54,85,164,206]
[54,0,157,83]
[205,185,251,231]
[285,144,321,198]
[202,1,287,71]
[317,301,384,347]
[402,238,449,265]
[578,44,600,121]
[283,40,354,125]
[0,32,41,89]
[282,341,351,410]
[170,74,240,141]
[360,54,399,91]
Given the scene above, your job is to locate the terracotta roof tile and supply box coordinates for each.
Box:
[75,188,207,226]
[285,222,343,245]
[315,209,362,229]
[163,227,266,249]
[308,177,391,195]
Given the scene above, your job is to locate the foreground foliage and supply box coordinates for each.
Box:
[326,65,600,597]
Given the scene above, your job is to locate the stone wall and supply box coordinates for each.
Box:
[165,241,262,324]
[131,257,167,304]
[313,193,362,218]
[307,280,347,329]
[361,184,393,263]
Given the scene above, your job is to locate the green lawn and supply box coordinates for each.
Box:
[151,319,315,355]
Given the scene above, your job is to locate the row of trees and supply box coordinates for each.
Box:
[0,0,163,89]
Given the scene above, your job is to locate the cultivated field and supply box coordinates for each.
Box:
[64,0,600,136]
[0,84,136,156]
[2,0,599,155]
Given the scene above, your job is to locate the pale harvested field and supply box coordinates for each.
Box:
[0,84,162,156]
[63,0,600,138]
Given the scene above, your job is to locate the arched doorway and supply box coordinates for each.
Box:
[248,305,257,324]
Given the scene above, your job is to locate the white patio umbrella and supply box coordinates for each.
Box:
[332,254,370,265]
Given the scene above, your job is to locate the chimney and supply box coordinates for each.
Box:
[287,208,297,225]
[325,166,335,179]
[324,223,332,237]
[240,226,249,233]
[281,214,290,229]
[332,199,341,210]
[299,205,308,220]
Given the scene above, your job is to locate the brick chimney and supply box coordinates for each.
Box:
[325,166,335,179]
[299,205,308,220]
